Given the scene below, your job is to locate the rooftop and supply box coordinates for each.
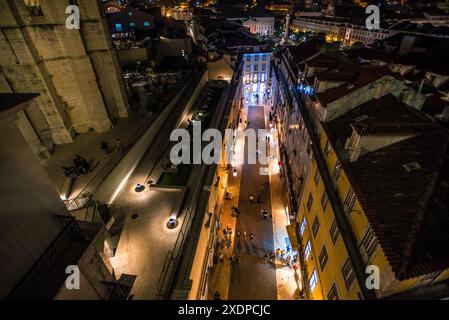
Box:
[323,94,449,280]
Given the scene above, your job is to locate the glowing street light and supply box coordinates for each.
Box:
[135,183,145,192]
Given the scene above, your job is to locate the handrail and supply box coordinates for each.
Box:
[7,216,87,300]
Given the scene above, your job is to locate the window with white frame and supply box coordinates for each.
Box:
[360,227,378,260]
[309,269,318,292]
[312,215,320,238]
[327,283,339,300]
[330,218,340,244]
[321,191,329,211]
[319,245,328,271]
[342,258,356,289]
[300,217,307,236]
[304,240,311,260]
[331,161,342,185]
[314,168,320,185]
[344,187,357,214]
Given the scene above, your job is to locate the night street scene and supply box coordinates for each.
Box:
[2,0,449,308]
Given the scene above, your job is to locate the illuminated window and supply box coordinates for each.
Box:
[309,269,318,292]
[144,21,151,27]
[304,240,311,260]
[300,217,306,235]
[129,22,136,27]
[115,23,122,31]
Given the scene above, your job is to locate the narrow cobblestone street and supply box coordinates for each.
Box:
[208,99,299,300]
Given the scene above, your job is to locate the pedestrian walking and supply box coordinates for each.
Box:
[114,138,122,152]
[243,231,247,241]
[263,252,269,263]
[270,252,275,262]
[249,195,254,203]
[250,233,254,241]
[214,291,221,300]
[235,255,240,266]
[226,238,231,249]
[236,231,241,239]
[256,195,261,203]
[276,248,281,257]
[219,252,224,264]
[223,228,227,237]
[281,249,285,259]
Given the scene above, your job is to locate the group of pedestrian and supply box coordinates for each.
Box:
[236,230,254,242]
[62,154,91,178]
[260,209,269,220]
[249,194,262,203]
[231,206,240,217]
[263,252,276,264]
[100,138,121,155]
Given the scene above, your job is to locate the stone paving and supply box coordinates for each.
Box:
[207,101,300,300]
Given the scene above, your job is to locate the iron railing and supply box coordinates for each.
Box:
[7,216,87,300]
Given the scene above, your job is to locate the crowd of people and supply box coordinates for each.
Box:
[62,155,91,179]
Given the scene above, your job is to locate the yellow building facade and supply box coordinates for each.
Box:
[297,115,449,300]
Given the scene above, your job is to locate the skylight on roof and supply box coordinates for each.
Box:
[403,162,421,172]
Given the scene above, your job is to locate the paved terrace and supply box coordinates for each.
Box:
[109,82,227,299]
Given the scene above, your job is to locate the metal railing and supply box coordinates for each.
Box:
[7,216,87,300]
[63,193,92,211]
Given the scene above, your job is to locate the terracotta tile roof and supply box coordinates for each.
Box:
[305,53,339,69]
[322,94,449,280]
[422,93,449,116]
[286,38,323,62]
[316,65,402,107]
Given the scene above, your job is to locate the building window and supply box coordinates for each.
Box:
[360,227,378,260]
[342,258,356,290]
[254,65,258,72]
[246,55,251,61]
[314,168,320,185]
[321,191,329,211]
[24,0,43,16]
[324,140,331,156]
[306,193,313,211]
[130,22,136,27]
[330,219,340,244]
[246,65,250,72]
[304,240,311,260]
[319,245,328,271]
[115,23,123,31]
[144,21,151,27]
[300,217,307,236]
[331,161,341,184]
[327,283,339,300]
[309,269,318,292]
[344,188,357,215]
[312,216,320,238]
[262,64,266,71]
[128,11,133,16]
[254,55,259,61]
[262,54,267,61]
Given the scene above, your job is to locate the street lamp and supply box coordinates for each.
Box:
[167,216,179,229]
[135,183,145,192]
